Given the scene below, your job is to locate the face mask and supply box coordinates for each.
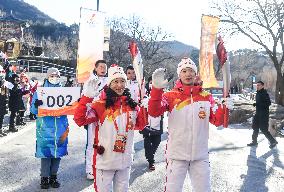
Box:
[48,77,60,85]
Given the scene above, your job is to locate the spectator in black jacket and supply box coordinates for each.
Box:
[8,74,28,132]
[140,76,163,170]
[247,81,278,149]
[64,76,74,87]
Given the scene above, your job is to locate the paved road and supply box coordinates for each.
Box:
[1,117,283,192]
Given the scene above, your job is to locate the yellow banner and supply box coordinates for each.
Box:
[199,15,220,88]
[77,9,105,83]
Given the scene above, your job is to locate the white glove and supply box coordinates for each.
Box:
[152,68,169,89]
[82,76,101,98]
[140,96,149,109]
[222,97,234,110]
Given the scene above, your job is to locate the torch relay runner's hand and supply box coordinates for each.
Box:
[152,68,169,89]
[82,76,101,98]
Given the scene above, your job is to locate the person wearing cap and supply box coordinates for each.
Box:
[148,57,229,191]
[30,67,69,189]
[84,59,108,180]
[74,64,147,192]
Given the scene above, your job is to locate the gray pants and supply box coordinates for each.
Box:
[41,158,61,177]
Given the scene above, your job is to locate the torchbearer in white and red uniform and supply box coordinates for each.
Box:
[148,57,231,192]
[74,64,147,192]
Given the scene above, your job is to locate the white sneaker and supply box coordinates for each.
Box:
[86,172,94,180]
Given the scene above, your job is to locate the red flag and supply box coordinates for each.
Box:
[128,40,144,99]
[128,40,138,59]
[216,36,227,67]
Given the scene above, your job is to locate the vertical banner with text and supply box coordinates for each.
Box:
[199,15,220,88]
[77,8,105,83]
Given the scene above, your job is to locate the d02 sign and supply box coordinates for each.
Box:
[37,87,81,117]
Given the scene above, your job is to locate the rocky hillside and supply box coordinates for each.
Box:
[0,0,57,24]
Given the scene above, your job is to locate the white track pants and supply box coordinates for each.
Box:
[94,167,131,192]
[86,124,95,174]
[165,159,211,192]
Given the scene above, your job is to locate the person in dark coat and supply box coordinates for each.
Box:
[64,76,74,87]
[8,74,28,132]
[140,76,163,170]
[0,65,9,136]
[247,81,278,149]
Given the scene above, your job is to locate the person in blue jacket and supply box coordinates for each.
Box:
[31,68,69,189]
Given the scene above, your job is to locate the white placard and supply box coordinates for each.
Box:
[37,87,81,116]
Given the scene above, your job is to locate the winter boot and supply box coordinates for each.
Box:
[49,175,60,188]
[149,163,155,171]
[16,116,21,126]
[40,177,49,189]
[247,142,258,147]
[9,125,18,132]
[269,141,278,149]
[29,112,36,120]
[16,117,26,125]
[20,121,26,126]
[0,128,7,136]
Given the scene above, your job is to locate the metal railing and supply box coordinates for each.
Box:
[19,59,76,77]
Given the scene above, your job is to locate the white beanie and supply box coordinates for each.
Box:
[107,64,127,85]
[177,57,197,76]
[47,67,60,77]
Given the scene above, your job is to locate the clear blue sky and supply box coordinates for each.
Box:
[23,0,254,51]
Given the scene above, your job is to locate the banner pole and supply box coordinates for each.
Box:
[97,0,100,11]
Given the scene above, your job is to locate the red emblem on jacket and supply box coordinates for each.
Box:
[198,107,206,119]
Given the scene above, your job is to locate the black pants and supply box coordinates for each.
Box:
[9,110,17,127]
[143,134,161,164]
[252,124,276,144]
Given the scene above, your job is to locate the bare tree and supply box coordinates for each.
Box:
[106,15,174,77]
[213,0,284,105]
[104,18,132,66]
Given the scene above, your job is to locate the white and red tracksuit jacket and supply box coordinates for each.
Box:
[74,95,147,170]
[148,83,224,161]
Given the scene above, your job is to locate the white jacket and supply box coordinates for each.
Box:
[149,84,224,161]
[74,95,147,170]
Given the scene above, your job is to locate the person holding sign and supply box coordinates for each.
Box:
[74,64,147,192]
[148,58,233,192]
[30,68,69,189]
